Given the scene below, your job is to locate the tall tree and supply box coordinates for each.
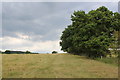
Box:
[60,6,120,58]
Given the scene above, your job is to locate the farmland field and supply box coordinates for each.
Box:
[0,54,2,79]
[2,54,118,78]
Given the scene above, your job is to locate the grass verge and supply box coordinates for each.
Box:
[95,57,118,66]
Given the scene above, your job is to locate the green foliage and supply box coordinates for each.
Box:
[96,57,118,66]
[4,50,32,54]
[5,50,11,54]
[52,51,58,54]
[25,51,31,54]
[60,6,120,58]
[109,31,119,55]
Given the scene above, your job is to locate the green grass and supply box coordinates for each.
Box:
[95,57,118,66]
[2,53,118,78]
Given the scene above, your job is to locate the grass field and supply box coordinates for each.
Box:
[2,53,118,78]
[0,54,2,79]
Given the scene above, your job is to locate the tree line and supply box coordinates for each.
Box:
[1,50,37,54]
[0,50,58,54]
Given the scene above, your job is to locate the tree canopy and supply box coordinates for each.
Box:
[60,6,120,58]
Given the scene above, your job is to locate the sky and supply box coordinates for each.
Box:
[1,2,119,53]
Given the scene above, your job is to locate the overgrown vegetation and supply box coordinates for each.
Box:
[60,6,120,58]
[95,57,118,66]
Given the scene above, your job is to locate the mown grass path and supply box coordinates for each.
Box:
[2,54,118,78]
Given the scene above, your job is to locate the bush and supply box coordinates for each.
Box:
[26,51,31,54]
[5,50,11,54]
[52,51,58,54]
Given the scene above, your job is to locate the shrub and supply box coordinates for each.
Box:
[52,51,58,54]
[26,51,31,54]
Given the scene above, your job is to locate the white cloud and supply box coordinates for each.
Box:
[1,36,62,53]
[16,32,30,39]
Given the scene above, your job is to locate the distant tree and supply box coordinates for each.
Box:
[0,51,1,53]
[5,50,11,54]
[25,51,31,54]
[52,51,58,54]
[60,6,120,58]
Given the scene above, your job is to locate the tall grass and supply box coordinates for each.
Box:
[95,57,118,66]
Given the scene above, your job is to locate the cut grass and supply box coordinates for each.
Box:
[2,53,118,78]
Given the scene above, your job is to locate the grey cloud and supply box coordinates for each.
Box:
[2,2,118,42]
